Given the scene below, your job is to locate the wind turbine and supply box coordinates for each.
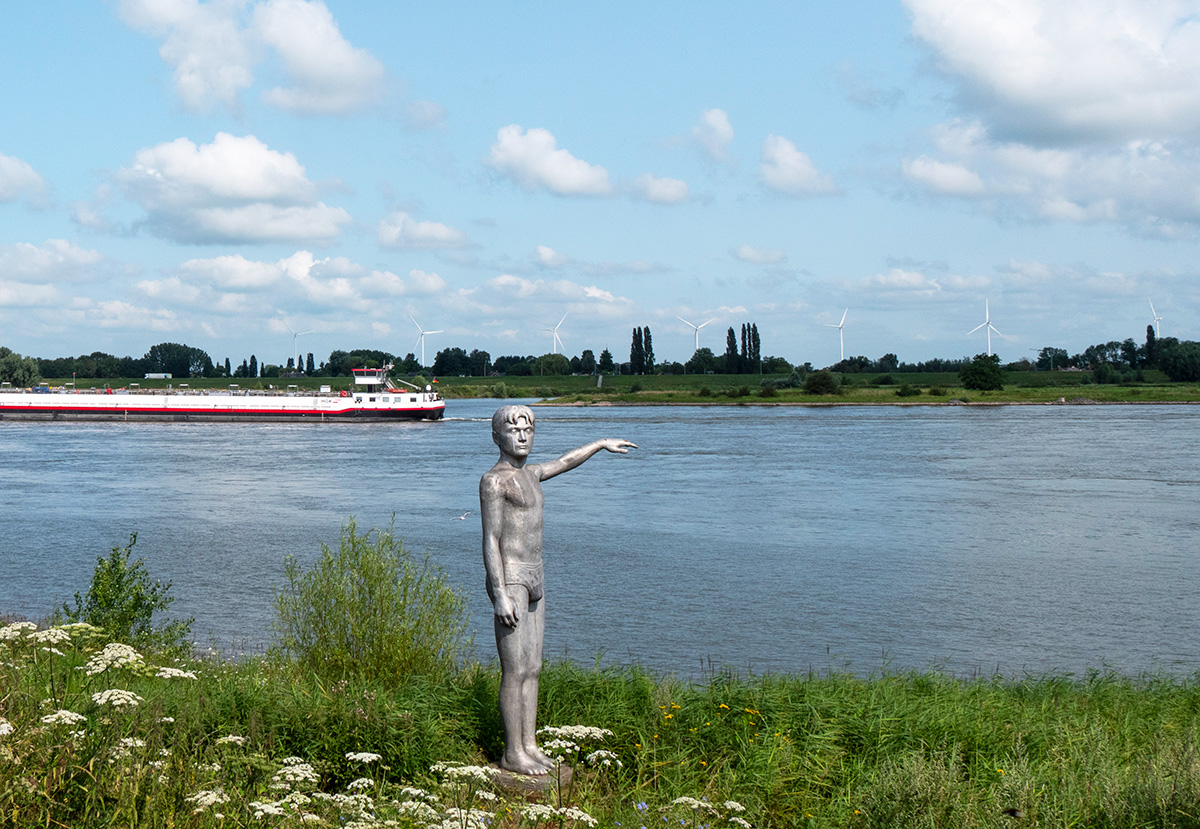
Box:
[967,300,1003,356]
[825,309,847,361]
[408,314,443,367]
[676,315,716,353]
[1150,299,1163,337]
[284,322,314,371]
[544,313,567,354]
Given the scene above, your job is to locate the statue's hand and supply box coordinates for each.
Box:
[602,438,638,454]
[493,592,519,628]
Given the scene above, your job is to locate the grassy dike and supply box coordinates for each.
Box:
[40,371,1200,404]
[4,619,1200,828]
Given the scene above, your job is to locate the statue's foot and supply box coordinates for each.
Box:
[500,750,549,776]
[526,745,556,771]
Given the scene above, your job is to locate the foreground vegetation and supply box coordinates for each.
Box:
[5,526,1200,827]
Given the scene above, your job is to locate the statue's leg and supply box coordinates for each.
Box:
[495,587,546,775]
[522,596,554,771]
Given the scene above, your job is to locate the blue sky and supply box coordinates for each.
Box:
[2,0,1198,368]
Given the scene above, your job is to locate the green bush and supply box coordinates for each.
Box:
[272,519,470,683]
[895,383,922,397]
[489,381,508,398]
[804,369,840,395]
[758,383,778,398]
[59,532,192,653]
[698,385,712,396]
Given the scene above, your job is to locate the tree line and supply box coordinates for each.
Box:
[3,321,1200,387]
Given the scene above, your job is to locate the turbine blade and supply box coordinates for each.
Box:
[967,321,987,335]
[699,318,716,328]
[408,313,422,332]
[426,330,444,335]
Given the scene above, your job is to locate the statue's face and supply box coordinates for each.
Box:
[495,418,534,458]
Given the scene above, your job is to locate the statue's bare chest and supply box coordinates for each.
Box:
[505,470,544,510]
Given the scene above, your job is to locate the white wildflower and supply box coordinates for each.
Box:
[0,718,13,736]
[729,817,753,828]
[345,751,382,763]
[92,688,143,708]
[536,724,613,742]
[397,800,439,821]
[197,762,222,772]
[671,796,716,813]
[109,737,147,761]
[272,760,319,787]
[347,777,373,791]
[216,734,247,746]
[299,814,323,823]
[398,786,438,803]
[155,666,198,680]
[40,709,87,726]
[186,789,230,813]
[523,804,596,826]
[433,807,493,829]
[541,738,579,757]
[159,717,175,723]
[280,755,305,764]
[40,647,66,657]
[84,643,144,675]
[0,621,36,641]
[68,729,87,741]
[250,799,287,817]
[430,762,495,784]
[585,749,622,768]
[723,800,746,813]
[32,628,71,645]
[559,806,598,826]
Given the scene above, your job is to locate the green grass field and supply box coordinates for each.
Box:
[29,369,1200,406]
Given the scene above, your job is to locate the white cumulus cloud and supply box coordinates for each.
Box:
[116,133,350,244]
[120,0,386,115]
[0,152,47,204]
[535,245,568,267]
[733,244,787,265]
[252,0,385,114]
[633,173,689,204]
[377,212,467,249]
[0,240,103,282]
[759,135,838,196]
[906,0,1200,143]
[692,108,735,162]
[119,0,256,113]
[902,156,986,196]
[487,125,613,196]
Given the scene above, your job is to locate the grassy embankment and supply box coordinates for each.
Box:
[44,370,1200,405]
[7,550,1200,829]
[5,622,1200,828]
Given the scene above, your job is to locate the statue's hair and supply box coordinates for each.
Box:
[492,404,535,440]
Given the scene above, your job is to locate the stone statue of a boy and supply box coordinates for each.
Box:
[480,404,636,774]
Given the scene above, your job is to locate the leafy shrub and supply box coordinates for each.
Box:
[758,383,778,398]
[489,381,508,398]
[875,373,895,386]
[895,383,922,397]
[629,383,642,393]
[804,370,840,395]
[698,386,712,397]
[60,532,192,653]
[928,386,946,396]
[273,520,470,682]
[959,353,1005,390]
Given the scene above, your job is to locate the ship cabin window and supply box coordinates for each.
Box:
[410,396,417,402]
[369,396,376,403]
[382,396,390,402]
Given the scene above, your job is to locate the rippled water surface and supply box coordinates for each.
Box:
[2,401,1198,677]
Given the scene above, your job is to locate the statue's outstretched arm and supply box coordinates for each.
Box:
[537,438,637,481]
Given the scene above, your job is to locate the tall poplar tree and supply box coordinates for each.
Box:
[642,326,654,373]
[724,327,738,373]
[630,327,645,374]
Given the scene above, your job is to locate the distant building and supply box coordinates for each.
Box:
[145,373,172,379]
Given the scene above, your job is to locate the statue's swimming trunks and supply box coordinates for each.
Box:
[487,559,544,604]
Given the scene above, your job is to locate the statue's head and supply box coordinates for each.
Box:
[492,405,535,455]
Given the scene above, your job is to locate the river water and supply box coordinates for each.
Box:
[1,400,1197,678]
